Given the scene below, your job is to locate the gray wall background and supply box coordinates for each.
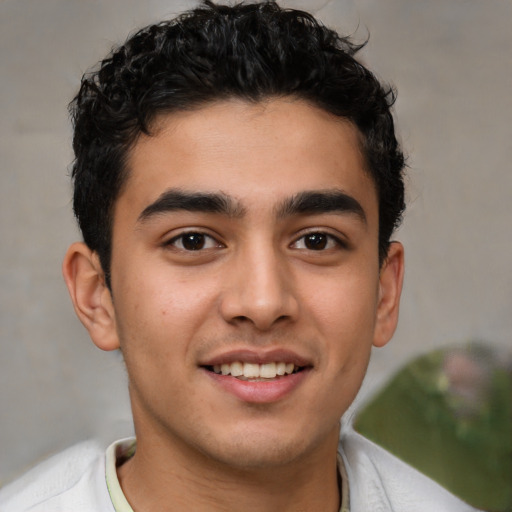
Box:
[1,0,511,484]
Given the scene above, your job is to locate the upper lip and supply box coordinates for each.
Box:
[199,348,312,368]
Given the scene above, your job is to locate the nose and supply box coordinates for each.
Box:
[219,243,299,331]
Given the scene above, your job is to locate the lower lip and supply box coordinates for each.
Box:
[203,369,310,403]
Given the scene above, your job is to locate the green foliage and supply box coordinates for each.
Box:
[355,344,512,511]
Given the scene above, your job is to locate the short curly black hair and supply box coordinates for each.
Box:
[70,0,405,286]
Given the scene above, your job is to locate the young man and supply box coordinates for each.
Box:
[0,2,480,511]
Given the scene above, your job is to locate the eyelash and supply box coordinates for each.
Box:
[165,231,223,251]
[290,231,347,251]
[164,230,346,252]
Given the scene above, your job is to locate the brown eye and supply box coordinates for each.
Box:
[181,233,206,250]
[167,232,221,251]
[304,233,328,250]
[291,232,343,251]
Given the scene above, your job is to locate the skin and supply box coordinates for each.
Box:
[63,98,404,511]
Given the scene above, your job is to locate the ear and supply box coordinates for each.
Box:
[62,242,120,351]
[373,242,405,348]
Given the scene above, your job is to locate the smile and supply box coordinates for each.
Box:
[209,361,301,380]
[200,349,312,402]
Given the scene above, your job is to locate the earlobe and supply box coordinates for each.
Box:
[373,242,405,348]
[62,242,120,351]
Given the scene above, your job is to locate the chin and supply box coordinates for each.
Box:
[209,442,304,470]
[197,424,330,471]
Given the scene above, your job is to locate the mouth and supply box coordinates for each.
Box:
[204,361,305,381]
[199,349,312,402]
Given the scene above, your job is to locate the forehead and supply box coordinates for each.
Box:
[119,98,377,222]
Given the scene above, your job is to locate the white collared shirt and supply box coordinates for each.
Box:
[0,428,481,512]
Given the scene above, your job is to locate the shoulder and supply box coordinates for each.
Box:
[0,440,113,512]
[339,427,482,512]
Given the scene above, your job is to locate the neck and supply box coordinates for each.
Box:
[117,426,341,512]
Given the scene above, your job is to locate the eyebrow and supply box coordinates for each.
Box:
[276,190,367,224]
[137,188,366,225]
[138,189,245,222]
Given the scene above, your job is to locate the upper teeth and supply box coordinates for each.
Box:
[213,362,296,379]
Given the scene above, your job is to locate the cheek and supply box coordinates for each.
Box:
[111,264,225,383]
[302,269,379,391]
[305,272,379,339]
[115,262,218,329]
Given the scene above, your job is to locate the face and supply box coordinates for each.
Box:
[76,98,403,469]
